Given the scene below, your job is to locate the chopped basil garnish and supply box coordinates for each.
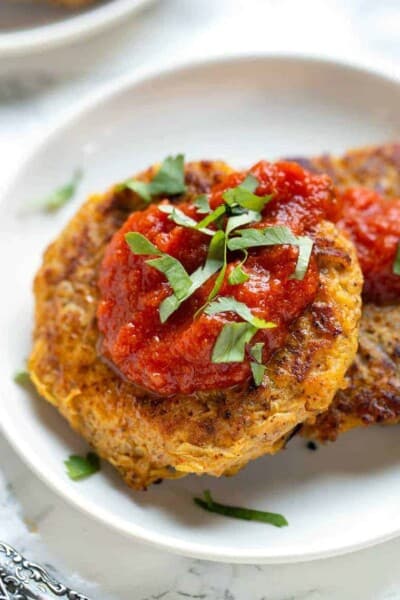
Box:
[125,232,193,319]
[204,232,228,305]
[250,362,266,386]
[125,155,186,202]
[223,176,273,212]
[125,232,159,255]
[228,248,249,285]
[250,342,264,363]
[13,369,30,385]
[228,226,313,281]
[228,262,249,285]
[26,170,82,213]
[195,204,226,230]
[202,212,261,305]
[147,255,192,301]
[393,241,400,275]
[126,180,152,202]
[195,177,269,301]
[225,210,262,235]
[158,204,197,226]
[159,230,225,322]
[193,194,210,214]
[249,342,266,386]
[65,452,100,481]
[239,173,259,192]
[205,296,275,330]
[194,490,288,527]
[208,300,274,366]
[211,322,258,363]
[158,204,214,236]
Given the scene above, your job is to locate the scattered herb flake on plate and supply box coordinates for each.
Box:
[26,169,82,213]
[13,369,30,385]
[65,452,100,481]
[194,490,288,527]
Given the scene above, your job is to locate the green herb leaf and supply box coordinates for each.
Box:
[125,232,160,255]
[239,174,259,192]
[158,205,214,236]
[223,175,272,212]
[147,255,192,301]
[205,296,276,329]
[125,155,186,202]
[65,452,100,481]
[226,210,262,235]
[228,263,249,285]
[159,295,180,324]
[290,235,314,281]
[194,490,288,527]
[250,342,264,363]
[211,322,258,363]
[125,180,152,202]
[203,229,226,270]
[27,170,82,213]
[250,361,266,386]
[158,204,197,226]
[193,194,211,214]
[150,154,186,196]
[195,204,226,230]
[159,230,226,322]
[125,231,194,318]
[13,369,30,385]
[228,226,313,280]
[202,231,229,305]
[228,225,298,250]
[393,241,400,275]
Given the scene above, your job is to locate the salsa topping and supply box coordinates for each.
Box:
[337,187,400,303]
[97,158,335,396]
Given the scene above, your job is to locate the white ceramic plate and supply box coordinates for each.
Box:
[1,55,400,563]
[0,0,152,56]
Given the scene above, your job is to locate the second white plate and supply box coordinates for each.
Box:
[1,54,400,563]
[0,0,153,56]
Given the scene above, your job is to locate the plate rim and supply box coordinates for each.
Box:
[0,0,153,56]
[1,51,400,563]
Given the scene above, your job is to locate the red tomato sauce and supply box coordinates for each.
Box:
[338,188,400,304]
[97,161,335,396]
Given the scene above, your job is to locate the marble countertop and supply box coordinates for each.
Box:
[1,1,400,598]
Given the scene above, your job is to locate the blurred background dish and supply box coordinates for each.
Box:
[0,0,154,56]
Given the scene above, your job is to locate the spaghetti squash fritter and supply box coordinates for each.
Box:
[29,159,362,489]
[302,143,400,441]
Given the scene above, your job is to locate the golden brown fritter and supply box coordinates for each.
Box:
[302,143,400,441]
[29,161,362,489]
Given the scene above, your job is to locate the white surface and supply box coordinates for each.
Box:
[2,54,400,565]
[0,0,400,598]
[0,0,154,56]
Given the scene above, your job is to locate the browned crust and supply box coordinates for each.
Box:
[29,161,362,488]
[301,143,400,441]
